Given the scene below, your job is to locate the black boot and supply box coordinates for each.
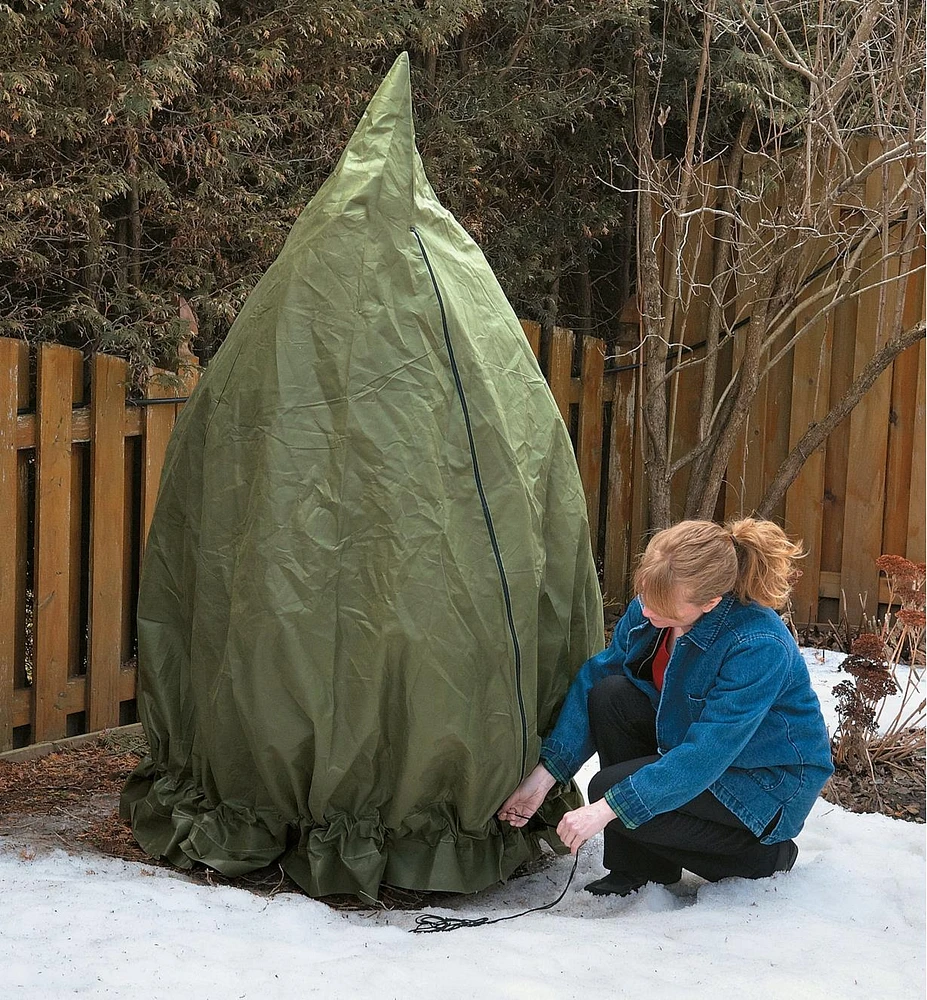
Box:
[584,870,678,896]
[584,872,647,896]
[774,840,798,873]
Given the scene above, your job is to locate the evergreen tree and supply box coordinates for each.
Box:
[0,2,637,370]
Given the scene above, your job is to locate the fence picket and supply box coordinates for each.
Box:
[784,286,833,624]
[890,253,926,560]
[13,344,29,734]
[884,323,921,559]
[629,370,649,588]
[0,340,25,750]
[141,374,179,558]
[908,339,926,562]
[87,353,128,732]
[578,336,605,556]
[818,287,859,621]
[763,325,795,525]
[603,368,636,601]
[667,162,718,506]
[520,319,541,360]
[547,327,573,426]
[121,444,136,665]
[67,353,84,685]
[34,345,78,741]
[840,141,903,621]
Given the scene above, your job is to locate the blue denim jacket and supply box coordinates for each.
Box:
[540,594,834,843]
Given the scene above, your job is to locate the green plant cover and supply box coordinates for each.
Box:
[120,53,604,899]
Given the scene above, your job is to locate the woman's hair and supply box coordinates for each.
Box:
[632,518,804,613]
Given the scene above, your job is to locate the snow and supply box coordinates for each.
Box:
[2,650,924,1000]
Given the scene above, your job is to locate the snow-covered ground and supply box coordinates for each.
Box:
[2,651,924,1000]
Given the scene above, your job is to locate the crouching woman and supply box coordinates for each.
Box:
[499,518,834,896]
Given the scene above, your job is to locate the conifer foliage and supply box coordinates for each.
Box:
[0,2,636,370]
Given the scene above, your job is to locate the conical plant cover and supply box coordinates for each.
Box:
[121,53,603,899]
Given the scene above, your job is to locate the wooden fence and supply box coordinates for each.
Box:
[630,140,925,627]
[0,312,924,751]
[518,318,925,625]
[0,339,198,752]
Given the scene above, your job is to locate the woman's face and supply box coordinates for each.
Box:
[639,592,722,631]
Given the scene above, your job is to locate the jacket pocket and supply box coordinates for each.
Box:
[747,766,785,791]
[686,694,706,722]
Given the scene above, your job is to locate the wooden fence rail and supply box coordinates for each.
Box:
[0,316,924,752]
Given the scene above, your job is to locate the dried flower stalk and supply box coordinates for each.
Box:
[832,553,926,777]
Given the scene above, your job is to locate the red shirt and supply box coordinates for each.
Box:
[652,629,672,691]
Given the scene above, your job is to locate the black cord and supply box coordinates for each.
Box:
[410,847,582,934]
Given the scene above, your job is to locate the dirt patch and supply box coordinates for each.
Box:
[0,738,151,863]
[822,755,926,823]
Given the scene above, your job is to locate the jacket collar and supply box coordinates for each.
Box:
[683,592,737,650]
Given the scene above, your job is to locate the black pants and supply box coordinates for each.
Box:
[586,674,794,885]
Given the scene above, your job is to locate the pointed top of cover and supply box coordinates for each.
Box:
[285,52,421,240]
[354,50,413,153]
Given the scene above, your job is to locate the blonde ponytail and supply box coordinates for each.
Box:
[633,518,803,613]
[726,518,804,608]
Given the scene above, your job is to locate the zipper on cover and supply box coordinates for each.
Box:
[410,226,529,781]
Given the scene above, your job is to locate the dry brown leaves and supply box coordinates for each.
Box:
[0,741,140,816]
[822,756,926,823]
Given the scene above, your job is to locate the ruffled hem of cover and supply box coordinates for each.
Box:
[120,756,582,899]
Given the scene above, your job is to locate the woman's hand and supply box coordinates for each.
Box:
[496,764,558,828]
[556,799,617,854]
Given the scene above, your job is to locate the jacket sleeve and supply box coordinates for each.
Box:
[604,631,789,828]
[539,601,639,782]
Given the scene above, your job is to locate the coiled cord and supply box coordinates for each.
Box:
[410,847,582,934]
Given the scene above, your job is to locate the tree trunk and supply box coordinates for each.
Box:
[424,46,437,87]
[457,27,470,74]
[633,23,671,529]
[127,128,141,289]
[577,248,593,337]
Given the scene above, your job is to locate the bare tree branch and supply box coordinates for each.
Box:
[633,0,924,529]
